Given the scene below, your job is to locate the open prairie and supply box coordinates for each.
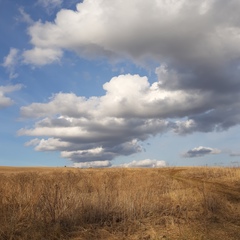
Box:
[1,166,240,240]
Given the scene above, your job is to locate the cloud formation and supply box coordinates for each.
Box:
[18,7,34,25]
[2,48,19,79]
[24,0,240,67]
[20,0,240,132]
[38,0,63,9]
[18,0,240,164]
[0,85,22,109]
[120,159,166,168]
[73,160,111,168]
[19,74,173,163]
[182,146,221,158]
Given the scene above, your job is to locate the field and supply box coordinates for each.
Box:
[1,166,240,239]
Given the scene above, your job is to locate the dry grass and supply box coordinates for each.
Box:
[0,166,240,239]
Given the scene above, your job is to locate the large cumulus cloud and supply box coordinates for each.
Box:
[18,0,240,164]
[19,74,176,163]
[23,0,240,66]
[21,0,240,132]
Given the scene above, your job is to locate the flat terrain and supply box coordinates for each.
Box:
[1,166,240,239]
[0,166,77,173]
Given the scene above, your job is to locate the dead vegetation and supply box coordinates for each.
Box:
[0,166,240,239]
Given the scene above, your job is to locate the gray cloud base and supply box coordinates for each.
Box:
[182,146,221,158]
[19,74,176,162]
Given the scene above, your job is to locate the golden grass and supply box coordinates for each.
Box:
[0,166,240,239]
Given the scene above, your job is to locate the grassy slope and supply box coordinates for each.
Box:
[0,166,240,239]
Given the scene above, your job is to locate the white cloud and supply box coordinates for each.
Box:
[24,138,41,147]
[73,160,111,168]
[174,119,198,135]
[2,48,19,79]
[18,70,240,163]
[23,0,240,66]
[19,74,176,163]
[20,73,211,119]
[38,0,63,9]
[120,159,166,168]
[23,47,62,66]
[0,85,22,109]
[182,146,221,158]
[19,0,240,134]
[18,7,33,25]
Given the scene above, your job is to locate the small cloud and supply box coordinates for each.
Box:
[182,146,221,158]
[23,47,62,66]
[229,152,240,157]
[2,48,20,79]
[38,0,63,10]
[73,161,111,168]
[24,138,41,147]
[120,159,166,168]
[0,84,22,109]
[18,7,33,25]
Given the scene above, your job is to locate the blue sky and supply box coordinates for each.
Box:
[1,0,240,168]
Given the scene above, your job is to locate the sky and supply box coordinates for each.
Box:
[1,0,240,168]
